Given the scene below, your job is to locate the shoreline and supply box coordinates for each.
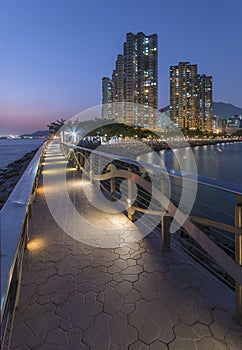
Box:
[0,149,38,210]
[145,138,242,151]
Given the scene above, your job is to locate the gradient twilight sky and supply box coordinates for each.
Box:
[0,0,242,135]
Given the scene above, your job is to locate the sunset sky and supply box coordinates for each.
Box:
[0,0,242,135]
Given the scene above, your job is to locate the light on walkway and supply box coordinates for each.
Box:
[42,169,65,175]
[44,155,66,160]
[43,160,68,165]
[27,238,46,251]
[66,167,77,172]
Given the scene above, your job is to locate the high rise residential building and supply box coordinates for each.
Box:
[170,62,199,130]
[198,74,213,132]
[102,77,112,120]
[170,62,212,132]
[212,115,223,134]
[102,32,158,129]
[112,54,124,123]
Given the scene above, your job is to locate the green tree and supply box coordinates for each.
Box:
[47,119,66,134]
[232,129,242,137]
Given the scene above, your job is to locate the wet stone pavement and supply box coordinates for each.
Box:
[10,143,242,350]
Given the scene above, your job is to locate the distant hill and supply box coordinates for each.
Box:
[160,102,242,119]
[20,130,50,138]
[212,102,242,118]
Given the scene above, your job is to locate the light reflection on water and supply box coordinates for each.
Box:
[140,142,242,184]
[138,142,242,227]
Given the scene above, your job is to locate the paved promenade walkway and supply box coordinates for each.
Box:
[10,143,242,349]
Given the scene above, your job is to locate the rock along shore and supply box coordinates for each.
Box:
[0,149,38,210]
[145,138,242,151]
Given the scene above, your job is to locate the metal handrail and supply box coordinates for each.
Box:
[0,142,47,348]
[66,143,242,196]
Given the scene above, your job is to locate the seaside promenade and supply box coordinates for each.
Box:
[9,142,242,349]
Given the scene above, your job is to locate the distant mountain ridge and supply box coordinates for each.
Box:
[161,102,242,119]
[212,102,242,118]
[20,130,50,137]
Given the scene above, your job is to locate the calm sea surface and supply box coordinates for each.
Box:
[140,141,242,184]
[0,138,45,169]
[140,142,242,226]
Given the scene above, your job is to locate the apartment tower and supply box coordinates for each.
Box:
[170,62,199,130]
[102,32,158,129]
[170,62,212,132]
[102,77,112,120]
[198,74,213,132]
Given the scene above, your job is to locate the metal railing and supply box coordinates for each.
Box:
[0,143,47,349]
[61,142,242,324]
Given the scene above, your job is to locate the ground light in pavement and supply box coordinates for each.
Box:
[27,237,46,251]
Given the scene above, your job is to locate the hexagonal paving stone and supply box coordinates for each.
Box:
[103,285,123,315]
[150,340,168,349]
[82,313,111,349]
[174,323,199,340]
[24,312,60,338]
[129,340,149,350]
[109,313,137,347]
[85,290,97,304]
[67,291,85,309]
[210,308,241,340]
[177,304,199,326]
[36,294,50,305]
[36,275,77,296]
[196,337,229,350]
[133,272,163,301]
[45,327,68,345]
[70,312,94,330]
[35,343,59,350]
[169,338,196,350]
[124,289,142,303]
[56,301,75,316]
[115,281,133,297]
[225,329,242,350]
[114,259,129,270]
[82,266,112,285]
[60,342,88,350]
[10,322,36,348]
[121,265,143,275]
[49,292,68,305]
[59,315,73,331]
[193,323,211,338]
[129,299,175,344]
[14,345,31,350]
[67,326,83,342]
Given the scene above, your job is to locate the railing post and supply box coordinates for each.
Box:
[110,177,116,195]
[89,153,93,183]
[127,168,135,221]
[106,163,116,195]
[162,214,172,254]
[60,131,64,143]
[235,202,242,325]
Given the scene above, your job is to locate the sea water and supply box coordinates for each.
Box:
[0,138,45,169]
